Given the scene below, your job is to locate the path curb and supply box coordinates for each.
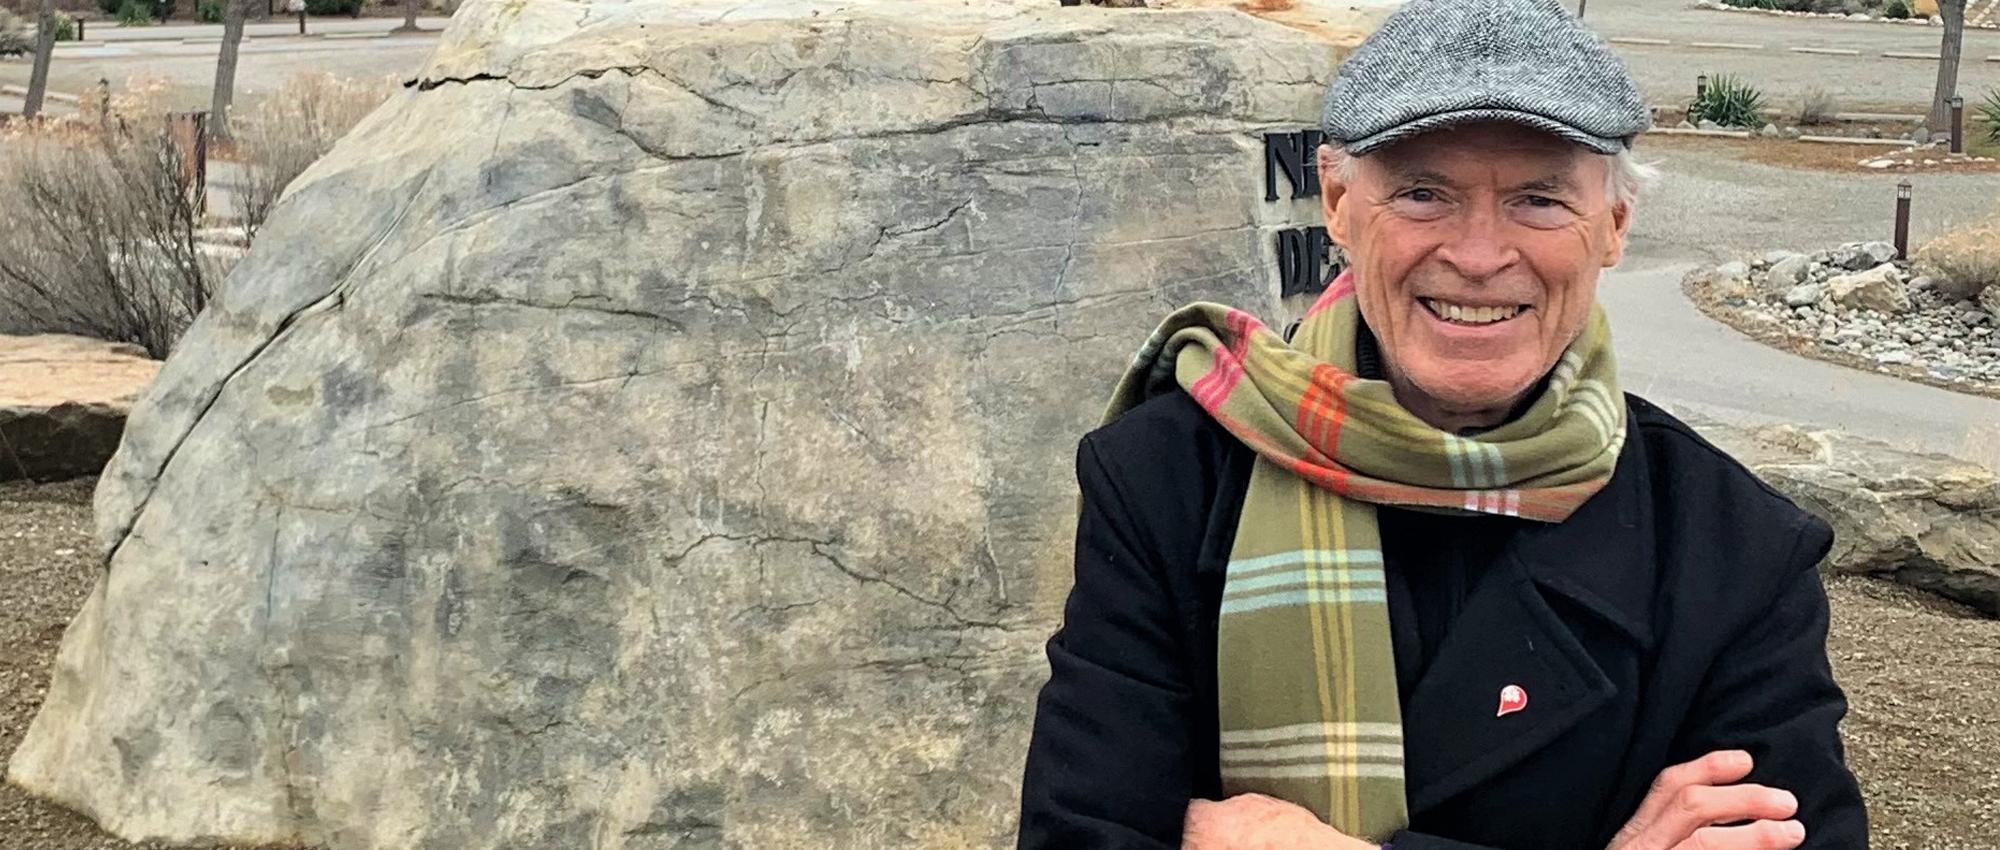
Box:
[1796,135,1914,146]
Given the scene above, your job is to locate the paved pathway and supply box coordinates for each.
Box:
[62,15,453,43]
[1603,261,2000,470]
[1606,140,2000,471]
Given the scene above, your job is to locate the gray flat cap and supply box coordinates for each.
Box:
[1321,0,1650,156]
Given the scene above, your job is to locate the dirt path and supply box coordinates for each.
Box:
[2,477,1995,849]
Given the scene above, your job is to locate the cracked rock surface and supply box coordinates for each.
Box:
[1693,413,2000,618]
[6,1,1373,848]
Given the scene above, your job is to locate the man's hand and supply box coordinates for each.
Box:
[1607,751,1806,850]
[1182,794,1377,850]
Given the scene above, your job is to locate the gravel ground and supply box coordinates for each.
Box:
[3,477,1997,848]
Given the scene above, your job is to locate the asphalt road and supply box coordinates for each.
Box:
[1605,140,2000,469]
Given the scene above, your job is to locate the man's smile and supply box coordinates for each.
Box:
[1417,297,1533,327]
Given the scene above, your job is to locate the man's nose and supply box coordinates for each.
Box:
[1434,206,1519,282]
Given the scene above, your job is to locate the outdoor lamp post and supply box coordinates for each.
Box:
[1894,179,1912,261]
[1949,96,1965,155]
[1696,74,1707,101]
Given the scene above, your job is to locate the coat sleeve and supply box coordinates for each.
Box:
[1668,516,1869,849]
[1017,435,1196,850]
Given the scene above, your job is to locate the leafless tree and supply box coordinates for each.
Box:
[1928,0,1967,134]
[208,0,259,140]
[22,0,56,117]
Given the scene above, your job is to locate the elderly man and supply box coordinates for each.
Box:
[1016,1,1869,849]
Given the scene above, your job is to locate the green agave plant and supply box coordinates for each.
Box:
[1689,74,1768,130]
[1982,88,2000,145]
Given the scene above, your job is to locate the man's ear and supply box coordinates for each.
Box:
[1316,144,1351,249]
[1601,197,1633,268]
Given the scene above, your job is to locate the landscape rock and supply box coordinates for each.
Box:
[1827,263,1911,313]
[1834,241,1899,270]
[1715,260,1751,280]
[1982,284,2000,321]
[1759,123,1782,138]
[1697,417,2000,617]
[1767,253,1815,288]
[1783,282,1825,307]
[1697,250,2000,391]
[3,2,1388,849]
[0,334,160,482]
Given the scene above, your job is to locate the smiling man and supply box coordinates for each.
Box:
[1016,1,1868,849]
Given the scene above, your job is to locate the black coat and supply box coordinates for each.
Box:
[1017,389,1868,850]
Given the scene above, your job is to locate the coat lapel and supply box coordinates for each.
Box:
[1402,428,1658,816]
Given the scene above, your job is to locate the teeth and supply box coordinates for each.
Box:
[1424,299,1522,325]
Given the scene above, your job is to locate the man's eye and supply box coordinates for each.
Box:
[1524,195,1560,207]
[1404,188,1441,203]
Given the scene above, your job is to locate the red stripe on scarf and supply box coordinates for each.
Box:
[1188,309,1263,411]
[1305,267,1356,318]
[1293,362,1352,492]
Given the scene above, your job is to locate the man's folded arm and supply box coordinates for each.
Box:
[1666,517,1868,849]
[1017,435,1197,850]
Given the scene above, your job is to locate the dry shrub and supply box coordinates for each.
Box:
[0,79,226,358]
[1916,209,2000,301]
[1798,88,1838,126]
[232,72,395,240]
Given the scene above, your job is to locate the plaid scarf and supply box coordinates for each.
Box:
[1099,269,1625,841]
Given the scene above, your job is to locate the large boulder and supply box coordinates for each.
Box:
[7,2,1387,849]
[0,334,161,482]
[1696,416,2000,617]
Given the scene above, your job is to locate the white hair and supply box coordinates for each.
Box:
[1324,144,1661,210]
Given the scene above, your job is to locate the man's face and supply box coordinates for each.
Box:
[1317,122,1632,418]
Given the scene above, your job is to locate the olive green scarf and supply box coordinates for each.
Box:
[1100,271,1625,840]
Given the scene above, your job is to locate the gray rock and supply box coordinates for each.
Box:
[0,334,160,482]
[1759,122,1782,138]
[3,3,1386,848]
[1767,254,1815,289]
[1781,126,1801,139]
[1698,119,1722,131]
[1697,419,2000,617]
[1912,126,1931,145]
[1908,275,1934,292]
[1783,282,1825,307]
[1826,263,1911,313]
[1763,249,1798,266]
[1834,241,1899,271]
[1715,260,1750,280]
[1675,119,1696,130]
[1982,284,2000,322]
[1876,350,1914,364]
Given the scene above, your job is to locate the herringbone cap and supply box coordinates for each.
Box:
[1321,0,1650,155]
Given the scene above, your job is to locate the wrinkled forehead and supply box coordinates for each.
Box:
[1362,122,1606,186]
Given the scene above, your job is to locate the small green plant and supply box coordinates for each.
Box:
[198,0,225,21]
[0,9,28,57]
[1689,73,1767,129]
[304,0,364,15]
[96,0,122,15]
[52,11,77,40]
[1981,88,2000,145]
[116,0,154,25]
[1883,0,1911,18]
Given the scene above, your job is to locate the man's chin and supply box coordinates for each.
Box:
[1402,367,1540,418]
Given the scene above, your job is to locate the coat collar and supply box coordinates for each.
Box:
[1400,422,1659,816]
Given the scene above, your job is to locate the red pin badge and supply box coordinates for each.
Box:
[1496,684,1528,718]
